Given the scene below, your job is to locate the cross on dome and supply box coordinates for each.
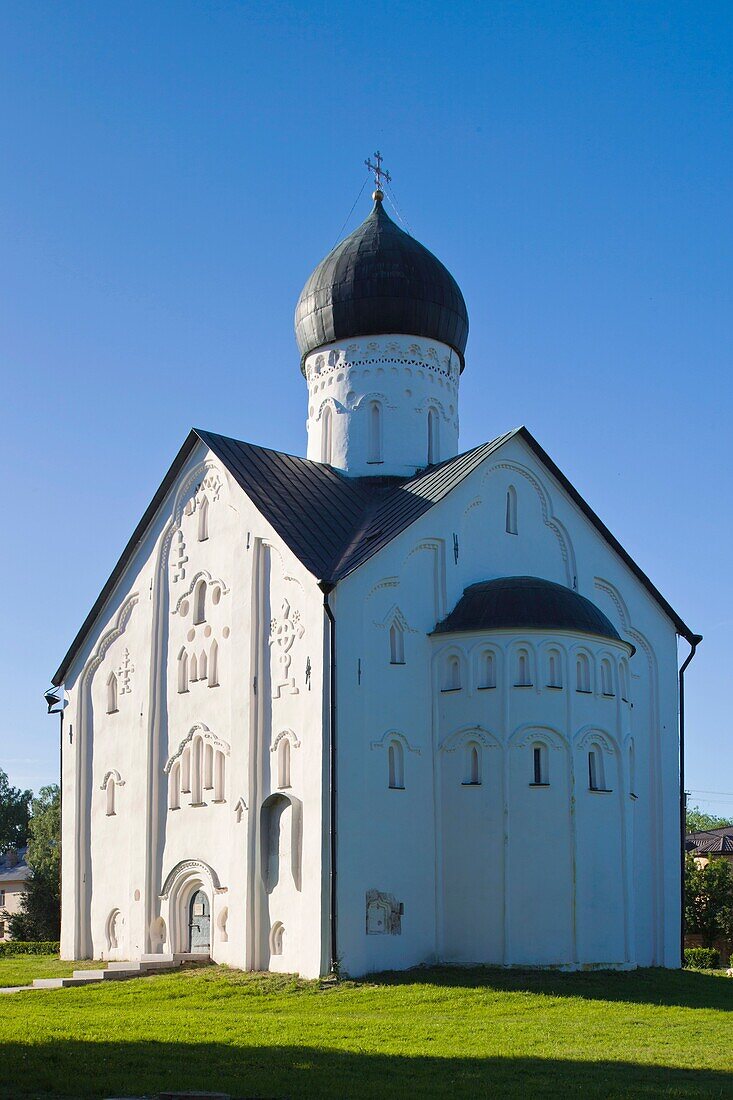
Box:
[365,150,391,200]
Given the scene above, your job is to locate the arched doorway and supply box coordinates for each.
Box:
[188,889,210,953]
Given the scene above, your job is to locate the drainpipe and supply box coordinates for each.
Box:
[44,685,67,941]
[679,633,703,963]
[319,581,338,974]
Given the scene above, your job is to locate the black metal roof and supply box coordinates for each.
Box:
[433,576,628,647]
[294,197,469,371]
[52,425,697,685]
[686,827,733,854]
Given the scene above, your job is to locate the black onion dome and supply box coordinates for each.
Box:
[434,576,631,649]
[295,197,469,373]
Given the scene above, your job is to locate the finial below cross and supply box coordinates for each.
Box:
[365,150,391,195]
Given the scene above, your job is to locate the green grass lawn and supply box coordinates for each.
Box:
[0,957,732,1099]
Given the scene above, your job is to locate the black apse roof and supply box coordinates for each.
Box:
[294,196,469,371]
[433,576,629,649]
[52,425,696,685]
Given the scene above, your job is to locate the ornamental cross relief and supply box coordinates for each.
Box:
[118,648,135,694]
[269,599,304,699]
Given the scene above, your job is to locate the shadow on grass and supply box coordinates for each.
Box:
[363,964,733,1011]
[0,1040,731,1099]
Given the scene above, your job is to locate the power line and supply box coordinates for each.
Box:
[332,175,369,249]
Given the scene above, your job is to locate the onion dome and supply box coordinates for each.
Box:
[433,576,631,650]
[295,194,469,373]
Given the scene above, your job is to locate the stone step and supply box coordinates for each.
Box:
[32,975,104,989]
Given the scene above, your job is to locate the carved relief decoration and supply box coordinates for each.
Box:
[164,723,231,773]
[269,599,305,699]
[118,648,135,694]
[366,889,403,935]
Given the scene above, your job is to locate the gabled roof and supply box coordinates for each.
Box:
[686,826,733,854]
[52,425,696,685]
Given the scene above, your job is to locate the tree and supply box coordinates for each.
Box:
[6,785,60,941]
[686,804,733,835]
[0,768,32,853]
[684,854,733,947]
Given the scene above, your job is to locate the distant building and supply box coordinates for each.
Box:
[686,827,733,868]
[52,183,698,976]
[0,848,30,940]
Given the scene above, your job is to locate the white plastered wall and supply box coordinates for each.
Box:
[333,432,681,976]
[60,442,327,977]
[304,335,461,476]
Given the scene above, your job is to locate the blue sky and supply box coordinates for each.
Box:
[1,1,731,816]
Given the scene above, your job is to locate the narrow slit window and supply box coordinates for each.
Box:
[427,408,439,465]
[505,485,518,534]
[278,737,291,789]
[389,621,405,665]
[464,743,481,785]
[443,655,461,691]
[190,652,198,682]
[620,663,628,702]
[532,743,548,785]
[548,651,562,688]
[321,406,333,464]
[601,659,614,696]
[105,776,116,816]
[106,672,118,714]
[208,639,219,687]
[191,737,203,804]
[177,648,189,694]
[193,579,207,625]
[214,750,225,801]
[629,740,636,797]
[479,651,496,689]
[367,401,383,463]
[588,747,606,791]
[203,742,214,790]
[516,650,532,687]
[576,653,591,693]
[181,746,191,793]
[169,762,181,810]
[198,496,209,541]
[388,740,405,789]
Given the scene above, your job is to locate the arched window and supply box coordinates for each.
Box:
[208,639,219,687]
[214,751,225,801]
[105,776,116,816]
[193,579,207,624]
[169,762,181,810]
[278,738,291,789]
[427,408,439,465]
[198,496,209,542]
[601,659,614,696]
[576,653,591,693]
[203,743,214,790]
[190,652,198,682]
[463,742,481,785]
[106,672,118,714]
[516,649,532,687]
[388,740,405,789]
[177,648,189,694]
[478,650,496,689]
[199,649,207,680]
[547,650,562,688]
[389,621,405,665]
[443,655,461,691]
[588,746,606,791]
[191,736,203,804]
[367,401,383,463]
[620,662,629,702]
[505,485,518,535]
[532,742,549,785]
[181,746,191,793]
[321,406,333,464]
[628,740,636,797]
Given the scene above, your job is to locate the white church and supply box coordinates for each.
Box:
[52,174,698,977]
